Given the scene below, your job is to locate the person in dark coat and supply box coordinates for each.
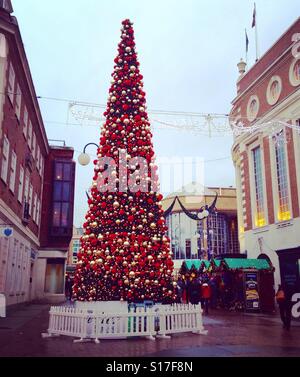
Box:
[65,275,73,301]
[188,279,200,305]
[276,284,293,330]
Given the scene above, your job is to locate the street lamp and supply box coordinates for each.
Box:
[78,143,99,166]
[197,205,214,260]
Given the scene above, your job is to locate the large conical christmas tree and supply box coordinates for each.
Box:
[73,19,176,304]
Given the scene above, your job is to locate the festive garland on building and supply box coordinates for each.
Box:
[163,193,218,220]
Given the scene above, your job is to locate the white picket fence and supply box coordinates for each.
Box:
[43,303,207,342]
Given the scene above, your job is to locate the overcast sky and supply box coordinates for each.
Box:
[12,0,299,226]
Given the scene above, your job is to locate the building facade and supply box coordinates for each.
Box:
[162,184,240,275]
[66,226,84,273]
[231,17,300,291]
[0,2,75,307]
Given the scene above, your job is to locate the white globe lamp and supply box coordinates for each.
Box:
[78,153,91,166]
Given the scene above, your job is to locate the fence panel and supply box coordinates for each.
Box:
[46,303,206,340]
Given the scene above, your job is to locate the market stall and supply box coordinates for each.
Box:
[218,258,275,313]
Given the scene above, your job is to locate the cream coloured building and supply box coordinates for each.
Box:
[162,183,240,275]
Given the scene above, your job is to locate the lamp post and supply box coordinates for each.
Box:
[78,143,99,166]
[197,205,214,260]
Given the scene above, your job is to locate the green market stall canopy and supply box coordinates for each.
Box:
[179,258,274,275]
[183,259,211,271]
[221,258,273,271]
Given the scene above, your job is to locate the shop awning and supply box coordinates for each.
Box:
[183,259,209,270]
[212,259,221,268]
[222,258,272,270]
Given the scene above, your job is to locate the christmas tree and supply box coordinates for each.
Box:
[73,19,176,304]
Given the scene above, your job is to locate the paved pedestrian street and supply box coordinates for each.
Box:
[0,304,300,357]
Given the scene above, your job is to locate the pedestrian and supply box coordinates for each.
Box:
[209,276,217,309]
[188,279,201,305]
[276,284,292,330]
[201,281,211,315]
[65,275,73,301]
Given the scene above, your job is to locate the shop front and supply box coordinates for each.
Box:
[276,247,300,294]
[178,258,275,313]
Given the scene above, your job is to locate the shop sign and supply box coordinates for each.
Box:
[244,271,260,310]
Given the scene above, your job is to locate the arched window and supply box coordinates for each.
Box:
[258,253,272,265]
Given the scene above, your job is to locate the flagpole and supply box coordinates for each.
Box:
[254,3,260,61]
[245,29,248,66]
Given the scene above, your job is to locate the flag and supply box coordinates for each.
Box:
[252,3,256,28]
[245,29,249,53]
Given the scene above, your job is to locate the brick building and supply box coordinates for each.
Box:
[231,17,300,291]
[0,2,75,307]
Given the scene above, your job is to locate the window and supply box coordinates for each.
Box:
[7,62,15,104]
[207,213,229,256]
[44,259,64,294]
[275,132,291,221]
[36,145,40,168]
[18,166,24,203]
[252,147,266,227]
[23,107,28,138]
[15,83,22,121]
[185,239,191,260]
[32,193,37,223]
[9,151,17,193]
[72,240,80,264]
[32,132,36,160]
[51,161,74,235]
[24,174,29,203]
[36,199,41,226]
[28,122,32,150]
[39,155,44,177]
[228,219,240,254]
[1,135,10,183]
[28,184,33,216]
